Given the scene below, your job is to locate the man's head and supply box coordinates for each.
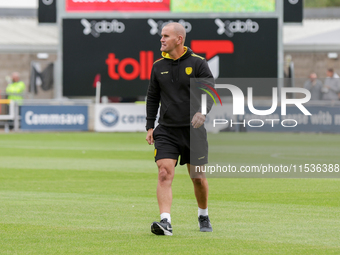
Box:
[327,68,334,78]
[11,72,20,83]
[309,72,317,81]
[160,22,186,55]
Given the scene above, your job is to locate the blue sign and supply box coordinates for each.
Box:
[244,106,340,133]
[21,105,88,131]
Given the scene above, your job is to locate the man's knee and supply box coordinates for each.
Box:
[191,177,207,186]
[157,160,175,183]
[158,167,172,182]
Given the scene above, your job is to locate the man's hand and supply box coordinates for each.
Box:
[146,128,154,145]
[191,112,206,129]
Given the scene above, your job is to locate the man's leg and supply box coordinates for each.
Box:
[157,158,177,214]
[187,164,212,232]
[151,158,177,236]
[187,164,208,209]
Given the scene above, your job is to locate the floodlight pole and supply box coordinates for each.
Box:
[276,0,284,101]
[276,0,284,79]
[55,0,65,100]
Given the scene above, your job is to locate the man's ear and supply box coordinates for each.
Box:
[177,36,183,45]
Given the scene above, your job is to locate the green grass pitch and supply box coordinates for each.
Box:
[0,132,339,254]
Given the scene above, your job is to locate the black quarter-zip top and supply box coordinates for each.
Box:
[146,47,214,130]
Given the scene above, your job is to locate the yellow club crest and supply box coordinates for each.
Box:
[185,67,192,75]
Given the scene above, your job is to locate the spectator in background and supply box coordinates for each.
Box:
[304,72,323,100]
[322,68,340,101]
[6,72,25,102]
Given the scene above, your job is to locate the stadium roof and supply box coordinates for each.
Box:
[284,19,340,52]
[0,17,58,53]
[0,17,340,53]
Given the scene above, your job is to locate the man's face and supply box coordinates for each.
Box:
[12,74,19,82]
[327,71,333,77]
[160,25,179,53]
[310,73,317,81]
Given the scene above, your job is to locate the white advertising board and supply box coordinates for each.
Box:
[95,103,232,132]
[95,103,148,132]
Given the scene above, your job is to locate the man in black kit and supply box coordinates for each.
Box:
[145,22,215,236]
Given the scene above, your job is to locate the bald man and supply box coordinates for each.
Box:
[146,22,214,235]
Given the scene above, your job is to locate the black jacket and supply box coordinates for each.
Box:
[146,47,214,130]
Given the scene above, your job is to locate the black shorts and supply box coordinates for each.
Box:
[153,124,208,166]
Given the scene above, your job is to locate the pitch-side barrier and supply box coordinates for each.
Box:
[3,99,340,133]
[0,99,92,132]
[205,99,340,133]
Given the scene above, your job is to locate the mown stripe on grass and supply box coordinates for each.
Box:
[1,190,340,248]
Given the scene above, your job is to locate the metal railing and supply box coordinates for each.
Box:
[0,99,18,132]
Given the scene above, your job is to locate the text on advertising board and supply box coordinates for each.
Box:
[63,18,277,97]
[66,0,170,12]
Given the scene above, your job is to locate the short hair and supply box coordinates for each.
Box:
[164,22,186,43]
[328,68,334,73]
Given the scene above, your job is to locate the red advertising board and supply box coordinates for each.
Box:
[66,0,170,12]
